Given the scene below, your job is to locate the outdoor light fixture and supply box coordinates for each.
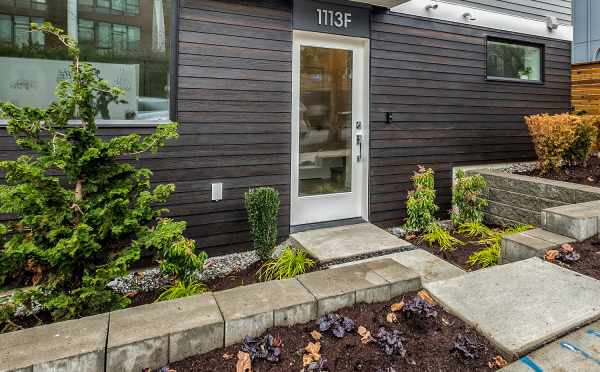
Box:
[462,12,476,21]
[425,2,438,10]
[546,16,559,31]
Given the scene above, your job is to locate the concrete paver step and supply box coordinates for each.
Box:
[330,249,466,283]
[500,319,600,372]
[290,223,413,263]
[424,258,600,358]
[501,228,574,263]
[542,200,600,241]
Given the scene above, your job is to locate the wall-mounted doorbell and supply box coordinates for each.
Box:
[385,112,393,124]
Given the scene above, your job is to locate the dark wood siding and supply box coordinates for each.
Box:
[368,10,571,227]
[174,0,292,255]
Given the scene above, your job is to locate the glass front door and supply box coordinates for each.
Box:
[291,31,368,226]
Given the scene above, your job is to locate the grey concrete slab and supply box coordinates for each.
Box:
[501,228,575,263]
[291,223,412,263]
[330,249,464,284]
[214,278,316,346]
[500,320,600,372]
[107,293,223,371]
[542,201,600,241]
[424,258,600,358]
[0,314,108,372]
[298,259,418,315]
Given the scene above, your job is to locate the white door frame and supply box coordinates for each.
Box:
[290,30,370,226]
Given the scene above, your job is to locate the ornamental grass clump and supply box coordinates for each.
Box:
[421,222,463,252]
[0,23,206,325]
[404,166,438,232]
[467,224,532,268]
[245,187,280,260]
[451,169,488,226]
[257,246,315,281]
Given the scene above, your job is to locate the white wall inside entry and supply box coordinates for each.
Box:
[291,30,370,226]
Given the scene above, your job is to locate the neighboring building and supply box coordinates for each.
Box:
[573,0,599,63]
[0,0,573,255]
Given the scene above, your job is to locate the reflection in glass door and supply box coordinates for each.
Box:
[291,31,368,226]
[299,46,353,196]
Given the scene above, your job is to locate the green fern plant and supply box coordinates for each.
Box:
[468,224,533,268]
[421,222,463,252]
[257,247,316,281]
[156,280,207,302]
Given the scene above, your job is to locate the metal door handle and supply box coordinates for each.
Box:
[356,134,363,162]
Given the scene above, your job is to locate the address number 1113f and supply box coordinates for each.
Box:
[316,8,352,28]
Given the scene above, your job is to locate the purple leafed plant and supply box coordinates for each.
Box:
[318,314,355,338]
[374,327,407,357]
[241,334,281,362]
[402,296,438,320]
[452,334,481,359]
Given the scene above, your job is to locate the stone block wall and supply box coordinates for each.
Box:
[467,170,600,226]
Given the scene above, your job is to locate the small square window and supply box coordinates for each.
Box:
[486,38,543,83]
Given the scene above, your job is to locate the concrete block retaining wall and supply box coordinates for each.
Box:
[0,258,422,372]
[467,170,600,226]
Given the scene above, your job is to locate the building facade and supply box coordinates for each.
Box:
[0,0,573,256]
[573,0,599,63]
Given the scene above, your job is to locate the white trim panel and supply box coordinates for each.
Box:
[391,0,572,41]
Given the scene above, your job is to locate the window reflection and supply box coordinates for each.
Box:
[0,0,170,121]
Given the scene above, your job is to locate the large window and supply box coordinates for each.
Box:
[0,0,171,121]
[487,39,543,82]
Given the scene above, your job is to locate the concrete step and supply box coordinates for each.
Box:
[542,200,600,241]
[424,258,600,359]
[500,319,600,372]
[330,249,466,283]
[501,228,574,264]
[290,222,413,264]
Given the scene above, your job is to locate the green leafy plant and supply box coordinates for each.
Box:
[156,280,207,302]
[457,221,493,238]
[467,224,532,268]
[404,166,438,232]
[245,187,280,260]
[257,247,316,281]
[421,222,463,252]
[0,23,206,323]
[451,170,488,226]
[564,118,598,166]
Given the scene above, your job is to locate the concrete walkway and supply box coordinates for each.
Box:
[425,258,600,358]
[290,223,413,263]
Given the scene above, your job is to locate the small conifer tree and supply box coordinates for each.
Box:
[0,23,206,323]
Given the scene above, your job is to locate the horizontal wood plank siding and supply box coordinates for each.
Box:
[175,0,292,255]
[442,0,571,24]
[572,62,600,115]
[369,10,571,227]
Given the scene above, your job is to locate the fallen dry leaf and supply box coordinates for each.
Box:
[545,249,560,261]
[561,243,574,253]
[305,341,321,356]
[222,352,234,360]
[272,336,283,347]
[418,290,436,305]
[310,330,322,341]
[357,325,372,344]
[303,354,314,366]
[236,351,252,372]
[386,312,397,323]
[488,355,508,369]
[390,301,405,312]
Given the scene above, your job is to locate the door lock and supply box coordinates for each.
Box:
[356,133,363,162]
[356,121,362,129]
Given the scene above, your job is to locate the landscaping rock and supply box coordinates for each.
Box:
[501,228,574,263]
[500,319,600,372]
[0,314,108,372]
[213,278,316,346]
[542,200,600,241]
[297,259,418,315]
[291,223,412,263]
[424,258,600,358]
[106,293,223,371]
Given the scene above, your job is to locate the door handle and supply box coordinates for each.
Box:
[356,134,363,162]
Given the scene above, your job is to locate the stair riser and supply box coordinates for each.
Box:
[542,212,599,242]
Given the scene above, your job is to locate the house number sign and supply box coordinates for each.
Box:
[316,8,352,29]
[294,0,370,38]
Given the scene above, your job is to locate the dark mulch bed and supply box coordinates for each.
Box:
[170,292,507,372]
[518,156,600,187]
[550,237,600,280]
[205,260,265,292]
[408,233,485,272]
